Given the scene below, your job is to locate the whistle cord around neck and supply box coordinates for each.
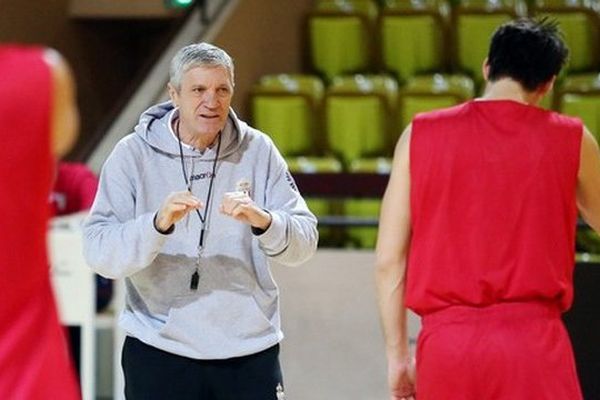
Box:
[175,119,222,226]
[175,119,223,291]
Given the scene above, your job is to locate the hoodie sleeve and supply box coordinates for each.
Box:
[82,139,168,279]
[254,142,319,266]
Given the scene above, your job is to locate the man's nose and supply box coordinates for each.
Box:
[203,91,219,107]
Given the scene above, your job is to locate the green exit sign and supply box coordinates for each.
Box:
[165,0,195,9]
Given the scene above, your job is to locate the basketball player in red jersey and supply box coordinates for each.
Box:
[0,46,80,399]
[375,18,600,400]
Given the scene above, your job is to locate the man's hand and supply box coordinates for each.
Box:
[219,191,271,230]
[155,191,202,232]
[388,356,416,400]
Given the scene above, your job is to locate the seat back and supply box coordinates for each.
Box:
[561,94,600,140]
[380,0,450,83]
[308,0,379,81]
[325,74,399,165]
[398,73,475,129]
[251,74,324,156]
[557,73,600,141]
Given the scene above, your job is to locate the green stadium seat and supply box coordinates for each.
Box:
[398,73,475,129]
[308,0,379,81]
[567,99,600,117]
[380,0,451,83]
[325,74,399,165]
[452,0,527,86]
[251,74,324,157]
[344,157,392,248]
[287,156,345,247]
[557,73,600,141]
[531,0,600,72]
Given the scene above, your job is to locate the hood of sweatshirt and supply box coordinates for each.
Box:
[133,100,244,161]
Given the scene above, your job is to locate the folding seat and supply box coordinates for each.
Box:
[561,93,600,137]
[380,0,451,83]
[398,73,475,129]
[325,74,399,165]
[530,0,600,73]
[286,156,345,247]
[452,0,527,86]
[557,73,600,141]
[308,0,379,81]
[344,157,392,248]
[250,74,324,157]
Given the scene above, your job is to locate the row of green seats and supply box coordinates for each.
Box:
[251,73,475,165]
[252,71,600,166]
[559,73,600,138]
[308,0,600,85]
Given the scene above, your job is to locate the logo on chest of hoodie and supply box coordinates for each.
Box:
[190,172,216,181]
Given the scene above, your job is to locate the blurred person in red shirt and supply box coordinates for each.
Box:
[0,45,80,399]
[51,162,99,217]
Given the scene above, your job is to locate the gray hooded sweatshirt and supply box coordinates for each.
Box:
[83,101,318,359]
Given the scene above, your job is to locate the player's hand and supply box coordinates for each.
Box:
[388,356,416,400]
[155,191,202,232]
[219,191,271,230]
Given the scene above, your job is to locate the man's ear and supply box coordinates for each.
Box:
[482,58,490,81]
[167,83,179,107]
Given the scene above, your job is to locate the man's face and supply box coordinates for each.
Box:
[170,65,234,139]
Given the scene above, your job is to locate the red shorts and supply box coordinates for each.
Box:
[416,302,582,400]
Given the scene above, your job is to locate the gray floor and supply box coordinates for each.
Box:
[273,250,421,400]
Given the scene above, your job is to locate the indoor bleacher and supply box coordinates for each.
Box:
[251,0,600,251]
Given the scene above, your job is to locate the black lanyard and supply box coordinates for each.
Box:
[175,119,222,290]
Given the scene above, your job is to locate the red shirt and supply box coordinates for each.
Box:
[407,100,582,315]
[51,162,99,216]
[0,46,79,399]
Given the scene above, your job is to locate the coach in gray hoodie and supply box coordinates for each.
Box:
[83,43,317,400]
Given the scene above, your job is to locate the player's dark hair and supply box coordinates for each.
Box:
[487,18,569,92]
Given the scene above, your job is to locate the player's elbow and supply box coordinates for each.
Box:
[374,250,404,279]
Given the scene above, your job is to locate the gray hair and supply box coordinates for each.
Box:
[169,42,235,91]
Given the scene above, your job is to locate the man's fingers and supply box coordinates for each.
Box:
[166,191,202,210]
[220,201,243,217]
[173,198,202,209]
[220,192,252,216]
[169,203,194,212]
[229,202,249,219]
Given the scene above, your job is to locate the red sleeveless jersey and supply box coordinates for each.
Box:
[0,46,79,399]
[407,100,582,315]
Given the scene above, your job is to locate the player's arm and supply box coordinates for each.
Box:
[44,49,79,158]
[375,124,415,398]
[577,127,600,234]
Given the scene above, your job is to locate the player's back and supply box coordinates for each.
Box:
[407,99,583,315]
